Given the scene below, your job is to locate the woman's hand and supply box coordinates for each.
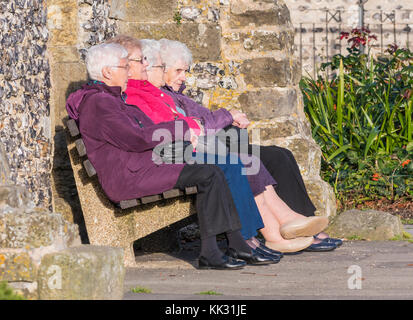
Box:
[190,128,199,147]
[231,110,250,129]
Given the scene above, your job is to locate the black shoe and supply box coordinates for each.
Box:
[256,244,284,259]
[256,239,284,257]
[314,233,343,247]
[303,241,337,252]
[226,247,279,265]
[321,237,343,247]
[198,255,246,270]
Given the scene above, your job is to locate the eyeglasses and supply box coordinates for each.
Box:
[110,64,130,70]
[129,56,147,64]
[151,63,166,71]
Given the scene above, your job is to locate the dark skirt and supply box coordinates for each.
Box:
[248,144,317,217]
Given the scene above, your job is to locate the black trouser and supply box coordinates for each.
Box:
[248,144,317,217]
[174,164,242,239]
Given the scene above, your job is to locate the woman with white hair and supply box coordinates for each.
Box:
[65,42,259,270]
[159,39,342,250]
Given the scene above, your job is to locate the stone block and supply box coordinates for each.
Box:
[37,245,125,300]
[229,0,291,27]
[0,251,37,282]
[109,0,178,22]
[257,121,300,140]
[119,22,221,61]
[0,143,10,185]
[240,58,291,87]
[303,177,337,218]
[326,209,404,240]
[238,88,298,120]
[50,62,87,128]
[0,211,80,249]
[47,0,78,46]
[224,30,294,52]
[47,46,80,64]
[280,138,319,175]
[0,185,34,213]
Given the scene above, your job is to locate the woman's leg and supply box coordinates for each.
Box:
[249,145,317,217]
[174,164,244,265]
[197,152,265,241]
[262,185,305,225]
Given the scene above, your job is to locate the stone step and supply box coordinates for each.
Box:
[0,211,80,249]
[326,209,404,240]
[37,245,125,300]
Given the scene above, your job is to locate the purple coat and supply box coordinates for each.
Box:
[161,84,234,131]
[66,82,189,203]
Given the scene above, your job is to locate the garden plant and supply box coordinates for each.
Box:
[300,28,413,211]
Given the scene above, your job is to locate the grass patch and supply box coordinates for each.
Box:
[0,282,26,300]
[390,231,413,242]
[346,235,364,241]
[130,286,152,294]
[196,290,223,296]
[401,218,413,225]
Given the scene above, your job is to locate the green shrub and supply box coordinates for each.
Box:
[300,28,413,204]
[0,282,26,300]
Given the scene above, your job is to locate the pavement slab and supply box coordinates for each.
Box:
[124,240,413,300]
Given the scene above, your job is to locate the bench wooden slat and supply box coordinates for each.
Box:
[83,159,97,177]
[75,139,87,157]
[185,186,198,195]
[163,188,183,199]
[67,118,80,137]
[119,199,140,209]
[141,194,162,204]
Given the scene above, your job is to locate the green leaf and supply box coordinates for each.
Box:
[364,127,380,158]
[327,144,352,162]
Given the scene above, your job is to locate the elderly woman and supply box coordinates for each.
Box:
[158,39,343,250]
[65,42,260,270]
[107,35,331,254]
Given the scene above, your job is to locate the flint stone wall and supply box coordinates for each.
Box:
[1,0,336,224]
[0,0,52,210]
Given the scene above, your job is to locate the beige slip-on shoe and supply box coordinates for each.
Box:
[265,237,314,253]
[280,216,329,240]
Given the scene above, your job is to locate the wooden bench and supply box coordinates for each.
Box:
[65,117,197,267]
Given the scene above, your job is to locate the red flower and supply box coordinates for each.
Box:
[372,173,380,181]
[402,159,411,168]
[340,32,350,40]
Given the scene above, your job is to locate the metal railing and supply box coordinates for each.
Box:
[294,8,412,77]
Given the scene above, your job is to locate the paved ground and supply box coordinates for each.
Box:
[123,229,413,300]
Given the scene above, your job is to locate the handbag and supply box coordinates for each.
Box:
[152,140,193,164]
[216,125,250,153]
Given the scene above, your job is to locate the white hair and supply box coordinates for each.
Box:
[85,43,128,80]
[140,39,162,71]
[159,39,193,70]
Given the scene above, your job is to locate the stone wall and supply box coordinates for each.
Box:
[285,0,413,76]
[108,0,336,216]
[48,0,117,225]
[0,0,52,210]
[1,0,337,223]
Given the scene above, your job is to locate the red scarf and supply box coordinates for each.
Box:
[125,79,201,135]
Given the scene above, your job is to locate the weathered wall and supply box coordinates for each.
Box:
[1,0,337,220]
[48,0,116,224]
[0,0,52,210]
[285,0,413,75]
[109,0,335,216]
